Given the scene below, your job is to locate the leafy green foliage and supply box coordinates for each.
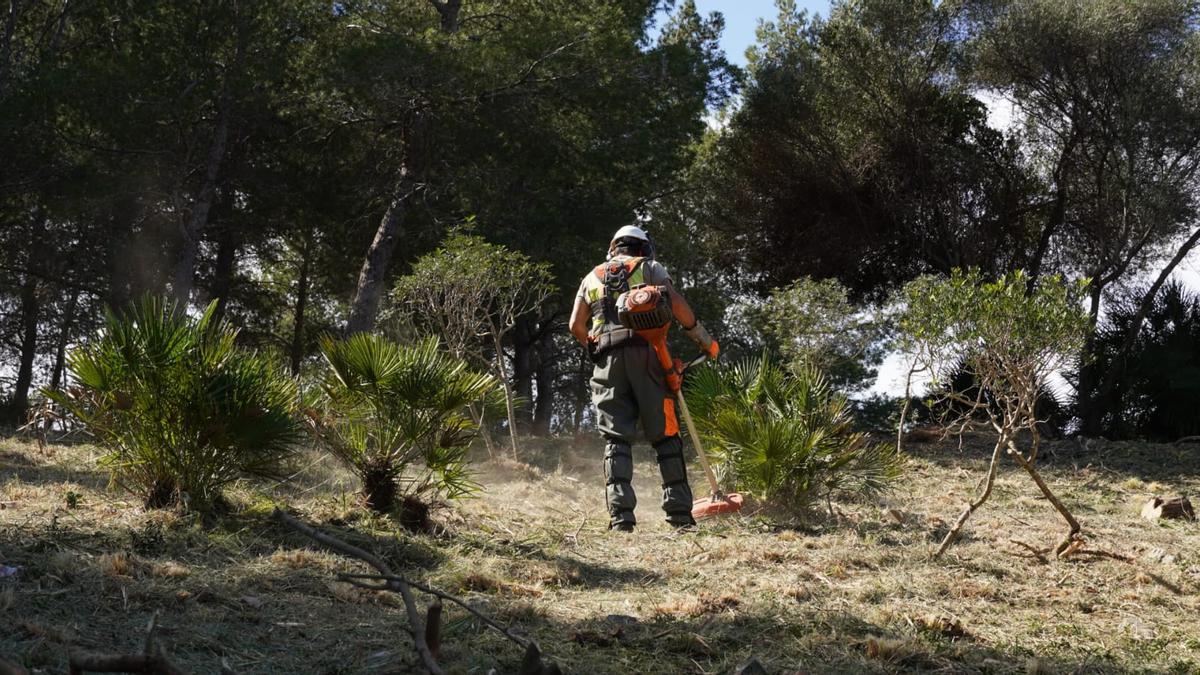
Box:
[684,356,903,514]
[692,0,1031,298]
[47,297,301,510]
[898,270,1089,429]
[309,334,499,514]
[899,272,1092,557]
[757,277,889,392]
[389,230,555,365]
[389,229,555,457]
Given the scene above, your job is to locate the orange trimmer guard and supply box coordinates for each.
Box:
[691,492,745,519]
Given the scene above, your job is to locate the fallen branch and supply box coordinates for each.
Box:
[274,509,561,675]
[273,509,442,674]
[340,572,535,651]
[1008,539,1049,564]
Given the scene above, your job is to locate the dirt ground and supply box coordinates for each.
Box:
[1,434,1198,674]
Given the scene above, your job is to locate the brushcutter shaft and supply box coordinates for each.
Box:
[675,388,722,498]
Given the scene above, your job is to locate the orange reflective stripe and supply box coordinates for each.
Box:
[663,397,679,437]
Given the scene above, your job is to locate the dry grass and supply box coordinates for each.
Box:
[2,435,1199,673]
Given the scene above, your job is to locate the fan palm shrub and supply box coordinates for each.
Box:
[48,297,301,510]
[683,356,903,515]
[308,334,498,519]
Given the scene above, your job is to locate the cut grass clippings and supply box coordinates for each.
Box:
[1,435,1199,673]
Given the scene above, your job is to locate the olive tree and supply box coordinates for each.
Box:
[758,277,890,392]
[897,270,1089,558]
[390,231,554,460]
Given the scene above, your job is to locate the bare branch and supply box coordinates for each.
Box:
[273,509,443,674]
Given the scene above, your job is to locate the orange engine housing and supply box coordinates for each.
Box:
[617,285,674,371]
[617,285,672,332]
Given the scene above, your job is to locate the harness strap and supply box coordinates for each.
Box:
[593,328,647,356]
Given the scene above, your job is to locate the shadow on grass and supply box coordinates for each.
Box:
[434,602,1152,675]
[2,504,1184,675]
[452,530,663,590]
[0,448,108,491]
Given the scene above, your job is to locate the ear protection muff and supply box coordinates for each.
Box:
[606,233,655,260]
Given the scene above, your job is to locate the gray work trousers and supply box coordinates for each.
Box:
[592,344,695,527]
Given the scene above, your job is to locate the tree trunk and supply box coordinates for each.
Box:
[512,317,535,430]
[469,402,498,459]
[9,275,40,425]
[532,328,555,435]
[934,433,1006,558]
[491,331,521,460]
[210,226,239,321]
[104,216,132,311]
[1005,438,1081,555]
[171,71,235,306]
[427,0,462,33]
[1077,278,1106,436]
[346,168,415,335]
[290,230,313,377]
[49,290,80,392]
[1026,134,1076,291]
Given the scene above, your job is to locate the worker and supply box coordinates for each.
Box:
[569,225,719,532]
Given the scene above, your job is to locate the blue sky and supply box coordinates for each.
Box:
[696,0,832,65]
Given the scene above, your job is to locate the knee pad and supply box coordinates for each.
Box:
[604,440,633,485]
[652,435,688,488]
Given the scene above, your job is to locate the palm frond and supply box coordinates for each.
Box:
[46,295,301,510]
[684,356,902,515]
[313,334,499,512]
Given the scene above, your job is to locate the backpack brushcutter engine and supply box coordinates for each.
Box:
[615,285,745,520]
[616,285,676,387]
[616,285,673,332]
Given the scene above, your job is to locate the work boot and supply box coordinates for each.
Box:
[612,522,635,533]
[653,435,697,528]
[604,439,637,529]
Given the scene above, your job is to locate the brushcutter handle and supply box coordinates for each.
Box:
[681,353,709,373]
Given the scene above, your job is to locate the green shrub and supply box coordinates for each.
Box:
[897,270,1089,557]
[683,356,903,515]
[48,297,301,510]
[756,277,889,392]
[308,334,498,518]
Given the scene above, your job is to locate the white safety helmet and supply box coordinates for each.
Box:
[611,225,649,243]
[608,225,653,259]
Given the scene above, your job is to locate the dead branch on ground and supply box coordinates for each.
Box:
[274,508,560,675]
